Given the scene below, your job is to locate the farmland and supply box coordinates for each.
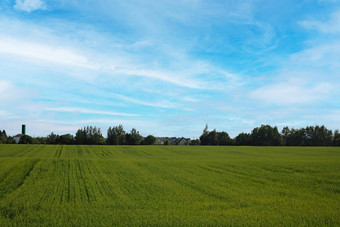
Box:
[0,145,339,226]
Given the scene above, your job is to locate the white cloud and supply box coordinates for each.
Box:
[0,37,98,69]
[113,68,204,89]
[290,42,340,69]
[317,0,339,3]
[46,107,139,117]
[0,80,25,103]
[299,10,340,34]
[0,110,11,118]
[14,0,46,13]
[0,17,243,90]
[111,93,178,109]
[251,81,333,105]
[0,80,12,100]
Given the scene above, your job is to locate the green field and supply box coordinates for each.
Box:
[0,145,339,226]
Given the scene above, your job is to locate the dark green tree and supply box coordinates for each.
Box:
[19,135,33,144]
[46,132,59,144]
[126,128,142,145]
[57,134,75,145]
[142,135,157,145]
[235,133,251,145]
[0,130,7,143]
[199,124,210,145]
[207,129,219,145]
[75,128,87,144]
[304,126,333,146]
[217,131,232,145]
[6,137,16,144]
[190,139,200,145]
[34,137,47,144]
[251,125,282,146]
[334,130,340,146]
[75,126,103,145]
[107,125,126,145]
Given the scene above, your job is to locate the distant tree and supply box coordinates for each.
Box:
[283,125,333,146]
[282,127,305,146]
[0,130,7,143]
[304,125,333,146]
[142,135,156,145]
[89,126,104,145]
[251,125,282,146]
[6,137,16,144]
[75,126,104,145]
[75,128,86,145]
[190,139,200,145]
[199,125,233,145]
[107,125,126,145]
[126,128,142,145]
[163,140,170,145]
[207,129,219,145]
[217,131,232,145]
[281,126,290,146]
[19,135,33,144]
[285,128,307,146]
[235,133,251,145]
[33,137,47,144]
[199,124,210,145]
[57,134,75,145]
[46,132,59,144]
[334,130,340,146]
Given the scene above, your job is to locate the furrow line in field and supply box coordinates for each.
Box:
[203,163,269,185]
[0,159,24,184]
[15,145,38,157]
[138,162,232,202]
[90,161,116,199]
[54,145,64,158]
[67,160,71,202]
[0,159,40,200]
[99,148,109,158]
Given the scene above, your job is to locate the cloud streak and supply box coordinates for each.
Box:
[14,0,46,13]
[0,37,98,69]
[46,107,139,117]
[251,81,333,105]
[299,10,340,34]
[111,93,178,109]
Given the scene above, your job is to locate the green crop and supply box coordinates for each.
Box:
[0,145,339,226]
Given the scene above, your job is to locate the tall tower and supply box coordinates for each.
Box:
[22,124,26,135]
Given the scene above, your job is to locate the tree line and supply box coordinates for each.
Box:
[0,124,339,146]
[200,124,340,146]
[0,130,16,144]
[0,125,157,145]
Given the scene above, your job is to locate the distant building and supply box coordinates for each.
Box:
[174,137,190,145]
[13,124,26,144]
[13,134,23,143]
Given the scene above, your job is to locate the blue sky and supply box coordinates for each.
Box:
[0,0,340,138]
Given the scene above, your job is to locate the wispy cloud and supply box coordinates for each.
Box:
[14,0,46,13]
[299,9,340,34]
[0,80,26,103]
[111,93,178,109]
[0,80,12,101]
[0,37,98,69]
[251,81,333,105]
[290,42,340,70]
[46,107,139,117]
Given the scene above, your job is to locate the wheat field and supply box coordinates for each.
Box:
[0,144,339,226]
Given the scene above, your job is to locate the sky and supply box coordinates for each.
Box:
[0,0,340,138]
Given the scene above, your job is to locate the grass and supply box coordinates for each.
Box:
[0,145,339,226]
